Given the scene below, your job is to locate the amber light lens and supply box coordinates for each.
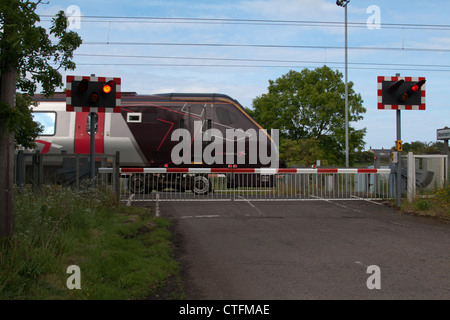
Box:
[103,84,112,94]
[89,92,99,103]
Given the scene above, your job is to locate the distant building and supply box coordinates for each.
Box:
[368,147,391,157]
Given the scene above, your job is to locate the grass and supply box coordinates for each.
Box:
[401,184,450,221]
[0,185,183,300]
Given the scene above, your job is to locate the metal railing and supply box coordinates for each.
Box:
[14,151,119,193]
[97,167,394,202]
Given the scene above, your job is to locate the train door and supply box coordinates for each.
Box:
[186,104,206,165]
[74,112,105,154]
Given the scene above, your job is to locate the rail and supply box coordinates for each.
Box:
[97,167,394,202]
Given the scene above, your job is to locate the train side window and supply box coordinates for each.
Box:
[216,107,237,125]
[32,112,56,136]
[127,113,142,123]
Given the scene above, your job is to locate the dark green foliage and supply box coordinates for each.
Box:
[252,66,367,166]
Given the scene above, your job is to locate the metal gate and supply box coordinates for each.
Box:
[97,167,393,202]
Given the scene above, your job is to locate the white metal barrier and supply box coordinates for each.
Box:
[97,167,393,202]
[406,152,448,202]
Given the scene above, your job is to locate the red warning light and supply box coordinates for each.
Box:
[412,79,426,92]
[103,84,112,94]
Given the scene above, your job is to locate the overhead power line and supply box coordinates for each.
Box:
[39,14,450,30]
[73,54,450,72]
[80,41,450,53]
[75,53,450,69]
[74,63,450,72]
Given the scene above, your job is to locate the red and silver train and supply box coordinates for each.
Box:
[31,92,281,194]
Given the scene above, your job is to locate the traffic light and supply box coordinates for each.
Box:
[71,78,117,108]
[378,76,426,110]
[66,75,122,113]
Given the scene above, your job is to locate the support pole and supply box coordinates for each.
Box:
[344,3,349,168]
[396,110,402,207]
[90,112,96,188]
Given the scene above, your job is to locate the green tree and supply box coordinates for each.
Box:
[402,141,444,155]
[280,138,329,167]
[0,0,82,238]
[252,66,366,166]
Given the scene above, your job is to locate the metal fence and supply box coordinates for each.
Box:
[13,151,120,193]
[15,150,447,203]
[97,167,394,202]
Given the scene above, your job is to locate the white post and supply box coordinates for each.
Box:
[407,152,415,203]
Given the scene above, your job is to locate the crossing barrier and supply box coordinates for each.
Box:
[97,167,393,202]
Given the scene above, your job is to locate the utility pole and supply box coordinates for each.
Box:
[396,108,402,207]
[337,0,350,167]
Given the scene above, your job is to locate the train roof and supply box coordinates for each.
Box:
[32,92,245,107]
[32,92,256,124]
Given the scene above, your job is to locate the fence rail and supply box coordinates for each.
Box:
[13,151,119,193]
[15,150,446,203]
[97,167,394,202]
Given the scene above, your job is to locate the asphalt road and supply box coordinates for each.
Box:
[156,199,450,300]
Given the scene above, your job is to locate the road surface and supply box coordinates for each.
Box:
[156,199,450,299]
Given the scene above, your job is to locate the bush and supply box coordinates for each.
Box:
[414,199,431,211]
[406,184,450,219]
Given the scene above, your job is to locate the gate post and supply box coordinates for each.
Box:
[33,150,43,193]
[114,151,120,202]
[407,152,415,203]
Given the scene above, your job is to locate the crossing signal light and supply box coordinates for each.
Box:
[66,75,121,113]
[102,80,114,94]
[389,79,404,92]
[379,77,426,109]
[400,79,426,102]
[71,78,117,108]
[77,79,89,93]
[89,91,100,104]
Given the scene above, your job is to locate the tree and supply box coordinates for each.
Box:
[0,0,82,238]
[252,66,366,166]
[280,138,329,167]
[402,141,444,155]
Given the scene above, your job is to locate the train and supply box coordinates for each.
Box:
[30,92,281,194]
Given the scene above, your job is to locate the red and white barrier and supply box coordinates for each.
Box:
[99,167,391,174]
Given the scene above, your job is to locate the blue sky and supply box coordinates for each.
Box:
[36,0,450,150]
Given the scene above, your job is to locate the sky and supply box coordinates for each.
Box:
[35,0,450,151]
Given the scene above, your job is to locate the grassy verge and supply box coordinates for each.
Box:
[401,184,450,221]
[0,186,183,300]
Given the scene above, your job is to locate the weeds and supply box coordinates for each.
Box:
[0,185,181,300]
[403,184,450,220]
